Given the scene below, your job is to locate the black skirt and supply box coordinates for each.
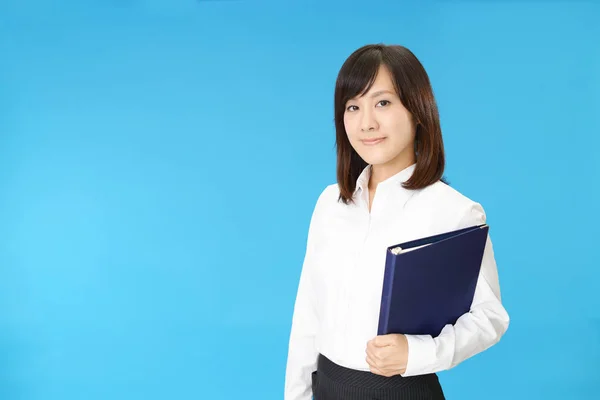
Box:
[312,354,445,400]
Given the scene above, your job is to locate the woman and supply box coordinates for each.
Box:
[284,44,510,400]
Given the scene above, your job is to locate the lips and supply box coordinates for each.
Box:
[361,137,386,145]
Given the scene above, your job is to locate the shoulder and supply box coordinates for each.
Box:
[302,183,341,245]
[311,183,341,215]
[411,181,487,229]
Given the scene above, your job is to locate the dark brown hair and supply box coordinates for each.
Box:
[334,43,447,204]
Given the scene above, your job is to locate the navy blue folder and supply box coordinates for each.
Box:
[377,224,489,337]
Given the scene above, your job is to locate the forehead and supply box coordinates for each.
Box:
[369,65,395,90]
[351,65,396,100]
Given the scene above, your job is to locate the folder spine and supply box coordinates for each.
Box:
[377,250,397,336]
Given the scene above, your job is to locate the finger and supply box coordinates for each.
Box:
[366,354,377,369]
[369,364,387,376]
[366,340,377,353]
[366,342,382,359]
[366,347,384,364]
[367,348,387,364]
[371,361,399,378]
[366,343,376,356]
[374,335,393,347]
[383,368,398,378]
[369,361,393,378]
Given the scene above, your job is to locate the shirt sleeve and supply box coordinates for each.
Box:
[284,190,325,400]
[401,203,510,377]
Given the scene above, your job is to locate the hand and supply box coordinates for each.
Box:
[365,334,408,377]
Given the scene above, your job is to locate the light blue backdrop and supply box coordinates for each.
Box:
[1,1,599,399]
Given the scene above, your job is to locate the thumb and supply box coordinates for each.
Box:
[373,335,393,347]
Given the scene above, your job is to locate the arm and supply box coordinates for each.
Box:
[284,192,323,400]
[401,203,510,377]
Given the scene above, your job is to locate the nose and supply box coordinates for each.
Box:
[360,109,378,132]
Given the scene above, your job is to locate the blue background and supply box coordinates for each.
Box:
[1,0,599,399]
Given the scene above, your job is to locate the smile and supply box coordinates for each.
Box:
[361,137,386,145]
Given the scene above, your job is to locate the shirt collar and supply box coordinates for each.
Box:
[355,163,417,195]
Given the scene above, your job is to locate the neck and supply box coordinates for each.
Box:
[369,153,415,191]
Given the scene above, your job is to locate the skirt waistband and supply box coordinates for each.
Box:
[317,353,438,390]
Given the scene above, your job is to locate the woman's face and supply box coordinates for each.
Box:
[343,65,416,169]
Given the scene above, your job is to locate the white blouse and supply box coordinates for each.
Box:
[284,163,510,400]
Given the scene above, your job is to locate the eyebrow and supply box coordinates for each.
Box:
[369,90,395,98]
[347,89,395,104]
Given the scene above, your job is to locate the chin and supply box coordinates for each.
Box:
[353,147,392,164]
[356,142,414,166]
[358,154,396,166]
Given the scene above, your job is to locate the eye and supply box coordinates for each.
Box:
[346,105,358,112]
[377,100,391,107]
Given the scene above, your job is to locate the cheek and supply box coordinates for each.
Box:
[385,114,414,140]
[343,117,358,139]
[343,115,351,130]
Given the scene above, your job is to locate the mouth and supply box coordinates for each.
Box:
[361,137,386,146]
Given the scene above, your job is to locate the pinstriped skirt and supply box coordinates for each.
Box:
[312,354,445,400]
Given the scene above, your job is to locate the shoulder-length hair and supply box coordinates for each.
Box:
[334,44,447,204]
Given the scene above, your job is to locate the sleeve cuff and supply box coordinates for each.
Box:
[401,334,438,377]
